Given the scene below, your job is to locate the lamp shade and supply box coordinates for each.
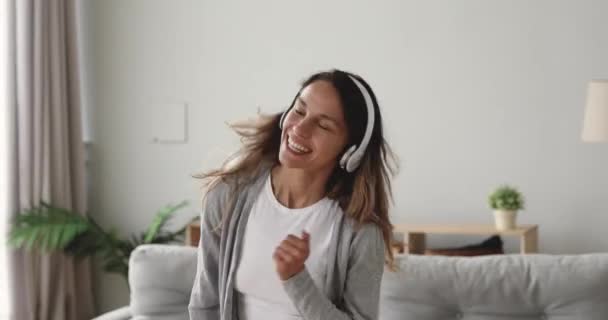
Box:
[582,79,608,142]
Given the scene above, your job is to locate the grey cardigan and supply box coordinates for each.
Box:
[188,167,386,320]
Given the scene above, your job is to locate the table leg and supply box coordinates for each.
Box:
[408,232,426,254]
[521,227,538,253]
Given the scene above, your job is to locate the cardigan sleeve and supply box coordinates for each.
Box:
[188,183,228,320]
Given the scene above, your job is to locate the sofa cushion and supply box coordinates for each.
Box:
[380,254,608,320]
[129,244,197,320]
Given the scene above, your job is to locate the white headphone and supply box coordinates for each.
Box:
[279,74,375,173]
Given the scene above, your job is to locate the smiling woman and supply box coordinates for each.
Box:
[0,0,12,319]
[190,69,398,320]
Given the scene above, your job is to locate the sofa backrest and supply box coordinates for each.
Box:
[380,254,608,320]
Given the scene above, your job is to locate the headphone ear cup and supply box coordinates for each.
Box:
[345,151,363,173]
[340,145,357,171]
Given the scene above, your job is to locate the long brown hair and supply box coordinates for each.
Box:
[196,69,399,267]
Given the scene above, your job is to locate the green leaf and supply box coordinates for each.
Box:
[7,200,196,283]
[143,200,188,243]
[25,227,41,250]
[7,227,30,248]
[65,229,107,258]
[8,203,91,252]
[488,185,525,211]
[40,226,53,251]
[103,256,129,278]
[60,225,80,250]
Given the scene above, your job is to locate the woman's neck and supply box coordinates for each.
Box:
[270,165,331,209]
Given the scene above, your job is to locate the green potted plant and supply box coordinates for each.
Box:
[7,200,196,282]
[488,185,525,230]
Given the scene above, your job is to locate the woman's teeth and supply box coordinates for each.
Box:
[288,137,311,154]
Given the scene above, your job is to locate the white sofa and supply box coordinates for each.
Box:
[93,245,197,320]
[94,244,608,320]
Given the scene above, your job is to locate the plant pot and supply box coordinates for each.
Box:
[493,210,517,230]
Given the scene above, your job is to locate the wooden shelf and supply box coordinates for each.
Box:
[394,224,537,236]
[393,224,539,254]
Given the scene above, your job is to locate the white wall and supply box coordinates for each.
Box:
[82,0,608,313]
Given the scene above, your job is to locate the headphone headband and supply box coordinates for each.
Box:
[339,75,375,172]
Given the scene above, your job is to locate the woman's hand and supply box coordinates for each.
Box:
[273,231,310,281]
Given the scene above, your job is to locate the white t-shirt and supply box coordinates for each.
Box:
[234,175,343,320]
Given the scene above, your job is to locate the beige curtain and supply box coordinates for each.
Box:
[6,0,95,319]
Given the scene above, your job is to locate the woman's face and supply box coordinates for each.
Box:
[279,80,349,173]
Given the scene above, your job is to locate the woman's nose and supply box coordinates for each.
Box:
[292,118,313,138]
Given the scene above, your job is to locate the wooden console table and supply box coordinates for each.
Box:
[393,224,539,254]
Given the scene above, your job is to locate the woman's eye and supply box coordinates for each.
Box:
[318,122,331,130]
[294,109,305,116]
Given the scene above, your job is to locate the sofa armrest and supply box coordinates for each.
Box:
[91,306,131,320]
[129,245,197,317]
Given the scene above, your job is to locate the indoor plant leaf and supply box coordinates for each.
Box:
[8,202,90,252]
[143,200,188,243]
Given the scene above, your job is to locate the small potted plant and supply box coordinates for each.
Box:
[488,185,525,230]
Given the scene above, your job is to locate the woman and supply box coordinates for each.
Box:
[189,69,398,320]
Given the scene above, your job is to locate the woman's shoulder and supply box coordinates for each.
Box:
[339,211,381,232]
[349,220,383,243]
[203,177,233,203]
[336,213,383,249]
[205,165,271,198]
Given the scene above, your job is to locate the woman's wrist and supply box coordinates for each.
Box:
[281,266,309,284]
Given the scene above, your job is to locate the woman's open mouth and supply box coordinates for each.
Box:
[287,135,312,155]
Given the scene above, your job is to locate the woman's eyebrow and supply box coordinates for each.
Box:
[297,96,340,124]
[297,96,307,107]
[319,114,339,124]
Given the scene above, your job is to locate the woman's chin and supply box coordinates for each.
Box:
[278,149,313,169]
[278,155,309,169]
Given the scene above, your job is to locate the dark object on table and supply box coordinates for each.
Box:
[424,235,503,256]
